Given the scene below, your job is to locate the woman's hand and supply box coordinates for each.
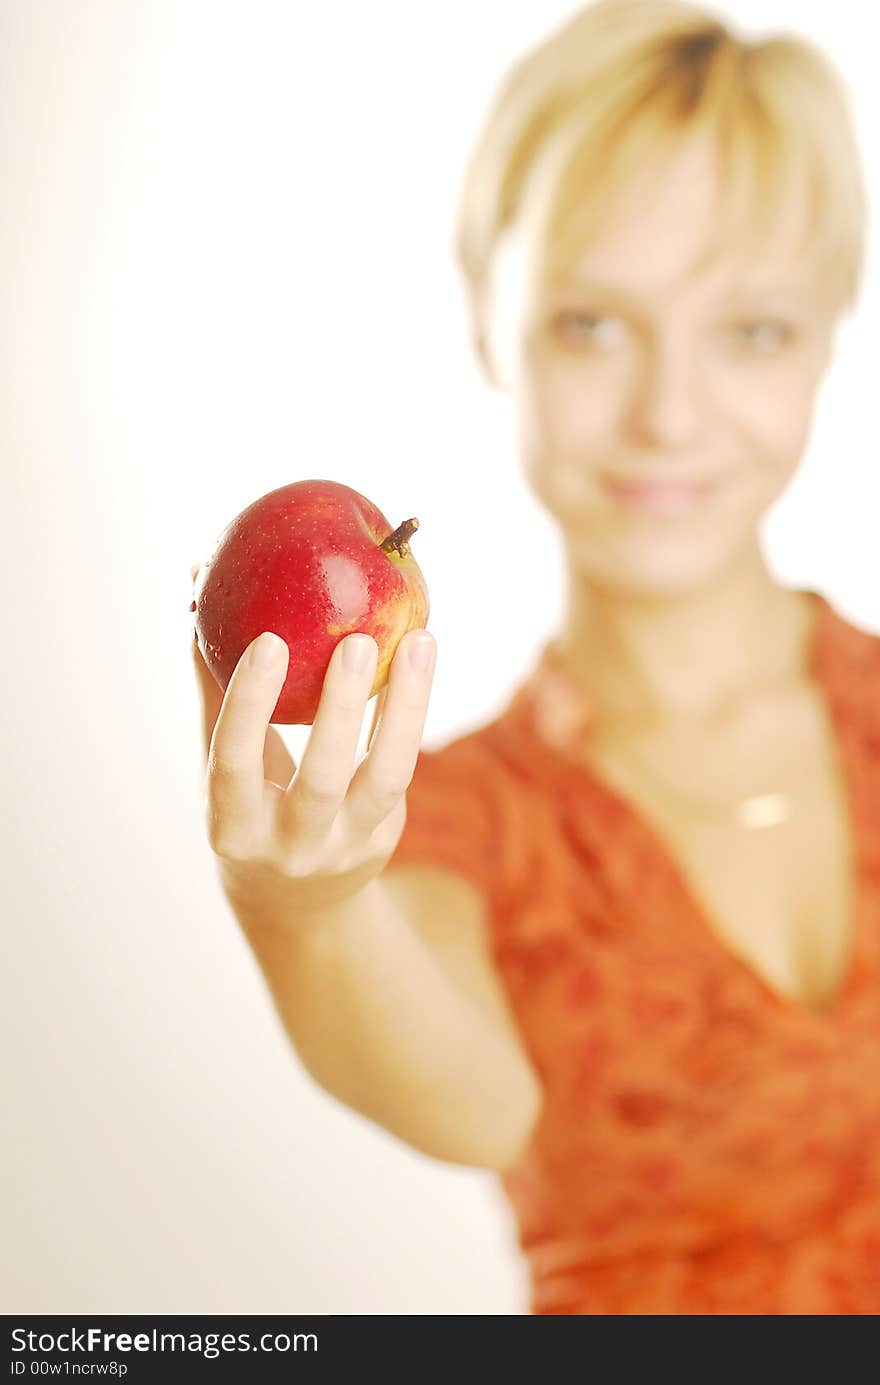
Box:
[189,562,437,930]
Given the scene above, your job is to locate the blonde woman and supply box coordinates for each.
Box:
[190,0,878,1314]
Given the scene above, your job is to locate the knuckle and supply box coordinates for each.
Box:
[277,850,325,883]
[204,805,253,863]
[206,821,241,860]
[374,774,410,805]
[322,691,365,718]
[206,751,239,780]
[376,757,416,797]
[210,834,260,866]
[352,778,407,826]
[367,811,404,856]
[295,774,342,809]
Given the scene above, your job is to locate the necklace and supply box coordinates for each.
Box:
[603,741,796,829]
[539,633,819,831]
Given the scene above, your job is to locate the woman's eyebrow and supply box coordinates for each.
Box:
[548,274,639,301]
[546,274,705,308]
[547,273,807,309]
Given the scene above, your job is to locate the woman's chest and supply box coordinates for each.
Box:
[581,684,856,1010]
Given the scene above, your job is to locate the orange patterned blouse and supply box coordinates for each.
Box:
[389,590,880,1314]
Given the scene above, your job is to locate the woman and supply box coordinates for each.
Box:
[191,0,878,1313]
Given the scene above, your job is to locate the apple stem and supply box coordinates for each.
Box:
[379,517,420,558]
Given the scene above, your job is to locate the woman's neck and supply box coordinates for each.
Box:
[556,544,816,732]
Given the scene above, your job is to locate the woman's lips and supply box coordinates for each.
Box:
[600,473,717,515]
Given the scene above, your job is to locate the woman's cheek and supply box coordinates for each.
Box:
[519,361,611,455]
[727,349,825,443]
[730,394,817,503]
[514,374,599,510]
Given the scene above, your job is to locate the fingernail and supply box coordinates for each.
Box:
[408,633,434,671]
[343,634,373,672]
[250,632,287,670]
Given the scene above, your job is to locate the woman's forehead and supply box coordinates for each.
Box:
[546,241,823,304]
[533,132,824,305]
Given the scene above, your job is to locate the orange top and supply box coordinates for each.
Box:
[389,590,880,1314]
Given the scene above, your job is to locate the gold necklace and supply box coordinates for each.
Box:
[601,738,800,829]
[541,634,819,832]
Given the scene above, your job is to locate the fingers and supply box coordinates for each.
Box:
[191,558,294,801]
[193,629,295,786]
[191,632,225,759]
[204,631,289,857]
[344,629,436,836]
[277,633,379,846]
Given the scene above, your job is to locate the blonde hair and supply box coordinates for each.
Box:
[455,0,869,373]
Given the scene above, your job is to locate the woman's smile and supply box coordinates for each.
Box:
[598,471,720,515]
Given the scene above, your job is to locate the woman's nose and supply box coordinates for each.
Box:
[625,341,708,452]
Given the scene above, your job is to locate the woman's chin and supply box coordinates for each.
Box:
[565,532,746,598]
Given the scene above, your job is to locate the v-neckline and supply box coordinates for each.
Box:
[510,588,869,1023]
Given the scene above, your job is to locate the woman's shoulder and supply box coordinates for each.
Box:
[812,591,880,722]
[817,589,880,651]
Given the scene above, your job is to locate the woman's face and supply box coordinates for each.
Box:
[492,137,839,596]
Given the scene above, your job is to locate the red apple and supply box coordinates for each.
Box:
[191,479,430,724]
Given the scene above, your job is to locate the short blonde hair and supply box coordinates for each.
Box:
[455,0,869,370]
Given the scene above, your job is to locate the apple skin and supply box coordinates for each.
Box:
[192,479,430,725]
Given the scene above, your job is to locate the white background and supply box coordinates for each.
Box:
[2,0,876,1314]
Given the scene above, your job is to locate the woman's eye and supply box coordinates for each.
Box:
[554,312,625,346]
[733,320,794,351]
